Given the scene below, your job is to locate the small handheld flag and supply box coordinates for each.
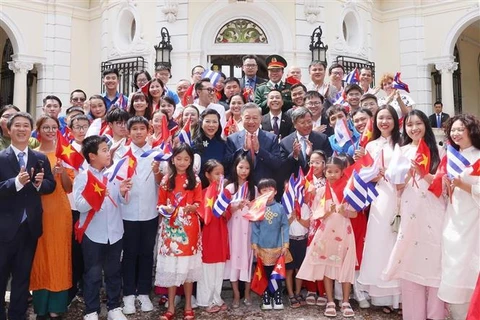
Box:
[414,138,431,177]
[55,130,84,170]
[334,118,353,147]
[428,155,447,197]
[243,190,273,221]
[202,70,222,86]
[447,144,470,178]
[358,118,373,148]
[344,68,359,85]
[281,174,296,214]
[177,117,192,146]
[392,72,410,93]
[212,189,232,218]
[268,255,286,293]
[251,257,268,295]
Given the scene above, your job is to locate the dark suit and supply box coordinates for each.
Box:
[239,76,267,91]
[261,113,294,141]
[0,147,55,320]
[225,129,282,185]
[254,81,293,115]
[279,131,333,183]
[428,112,450,128]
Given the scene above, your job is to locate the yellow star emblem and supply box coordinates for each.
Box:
[93,182,104,196]
[255,268,263,280]
[61,144,75,158]
[363,128,372,140]
[206,197,214,209]
[320,196,326,207]
[417,154,428,169]
[128,158,136,168]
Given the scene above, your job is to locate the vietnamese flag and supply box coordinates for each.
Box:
[82,170,107,211]
[243,190,273,221]
[251,257,268,295]
[181,84,195,106]
[122,148,137,179]
[359,118,373,148]
[415,138,431,177]
[223,116,237,137]
[55,130,84,170]
[304,167,315,205]
[200,181,218,225]
[344,152,374,179]
[428,155,447,197]
[470,159,480,176]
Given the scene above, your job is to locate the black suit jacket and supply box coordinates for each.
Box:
[428,112,450,128]
[279,131,333,183]
[239,76,267,90]
[225,129,282,184]
[261,113,294,141]
[0,147,56,242]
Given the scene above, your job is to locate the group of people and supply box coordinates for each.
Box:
[0,53,478,320]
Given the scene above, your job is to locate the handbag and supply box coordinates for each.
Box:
[390,198,401,233]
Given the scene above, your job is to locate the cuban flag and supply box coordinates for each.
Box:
[334,118,352,147]
[140,143,173,161]
[104,157,128,182]
[178,117,192,146]
[344,68,359,84]
[333,91,349,107]
[365,183,379,205]
[344,170,368,212]
[231,182,248,203]
[157,194,184,219]
[294,168,305,206]
[358,152,381,183]
[268,255,286,293]
[447,144,470,178]
[212,189,232,217]
[281,174,296,214]
[392,72,410,93]
[202,70,222,87]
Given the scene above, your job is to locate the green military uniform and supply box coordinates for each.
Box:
[254,80,293,115]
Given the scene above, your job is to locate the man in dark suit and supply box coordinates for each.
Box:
[305,90,333,137]
[261,89,294,141]
[254,55,293,115]
[0,112,55,320]
[280,107,333,182]
[428,101,450,128]
[225,102,281,185]
[239,55,267,91]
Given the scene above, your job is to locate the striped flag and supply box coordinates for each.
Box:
[281,174,296,214]
[212,189,232,217]
[178,117,192,146]
[231,182,248,203]
[334,118,352,147]
[294,168,306,206]
[268,255,286,293]
[366,183,379,205]
[343,170,368,212]
[344,68,359,84]
[447,144,470,178]
[202,70,222,86]
[392,72,410,93]
[104,157,128,182]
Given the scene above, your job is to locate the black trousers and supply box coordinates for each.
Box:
[122,218,158,296]
[82,236,123,314]
[68,210,84,303]
[0,223,38,320]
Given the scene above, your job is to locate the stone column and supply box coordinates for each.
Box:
[435,61,458,116]
[8,60,34,112]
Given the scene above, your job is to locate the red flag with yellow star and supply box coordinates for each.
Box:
[251,257,268,295]
[359,118,373,148]
[55,130,84,170]
[122,148,137,179]
[415,138,431,177]
[470,159,480,176]
[199,181,218,225]
[81,170,107,212]
[428,155,447,197]
[243,190,273,221]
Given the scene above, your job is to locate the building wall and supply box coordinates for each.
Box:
[457,25,480,115]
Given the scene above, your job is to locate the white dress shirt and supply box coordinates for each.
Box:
[74,165,127,244]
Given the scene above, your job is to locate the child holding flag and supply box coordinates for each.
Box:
[251,178,291,310]
[348,108,373,159]
[73,135,131,320]
[382,109,445,319]
[326,105,360,156]
[297,156,357,318]
[196,160,229,312]
[155,143,203,320]
[223,155,257,308]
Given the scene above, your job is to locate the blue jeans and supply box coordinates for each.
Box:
[82,236,122,314]
[122,218,158,296]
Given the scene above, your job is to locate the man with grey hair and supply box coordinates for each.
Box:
[225,102,281,184]
[280,107,332,179]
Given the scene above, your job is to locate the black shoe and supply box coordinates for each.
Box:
[261,290,272,310]
[273,290,284,310]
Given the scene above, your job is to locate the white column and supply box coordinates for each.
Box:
[435,61,458,116]
[8,60,33,112]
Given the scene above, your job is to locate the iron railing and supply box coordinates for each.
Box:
[100,56,146,97]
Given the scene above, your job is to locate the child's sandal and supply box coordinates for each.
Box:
[288,296,301,309]
[295,294,307,306]
[341,302,355,318]
[324,302,337,317]
[183,309,195,320]
[305,292,316,305]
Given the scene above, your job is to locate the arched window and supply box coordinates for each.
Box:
[1,38,14,106]
[215,19,267,44]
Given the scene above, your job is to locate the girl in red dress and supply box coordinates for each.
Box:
[155,143,202,320]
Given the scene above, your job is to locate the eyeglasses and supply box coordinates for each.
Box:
[72,125,89,131]
[450,128,466,133]
[193,72,203,76]
[41,126,59,132]
[71,97,86,102]
[244,64,257,68]
[306,101,322,107]
[331,71,343,76]
[200,88,215,93]
[113,121,127,127]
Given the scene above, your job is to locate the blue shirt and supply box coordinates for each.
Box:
[166,88,180,104]
[251,201,289,249]
[103,92,129,110]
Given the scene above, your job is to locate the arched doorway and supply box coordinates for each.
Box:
[0,37,14,106]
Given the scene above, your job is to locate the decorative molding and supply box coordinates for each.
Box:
[435,61,459,73]
[304,2,321,24]
[162,0,179,23]
[8,60,34,74]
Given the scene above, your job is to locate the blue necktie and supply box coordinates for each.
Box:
[273,116,279,135]
[301,137,307,159]
[18,152,27,223]
[437,114,441,128]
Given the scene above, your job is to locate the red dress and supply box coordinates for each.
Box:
[201,189,230,264]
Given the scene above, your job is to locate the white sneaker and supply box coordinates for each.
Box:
[164,295,181,308]
[122,295,136,315]
[358,299,370,309]
[137,294,154,312]
[191,295,198,309]
[84,312,99,320]
[107,307,128,320]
